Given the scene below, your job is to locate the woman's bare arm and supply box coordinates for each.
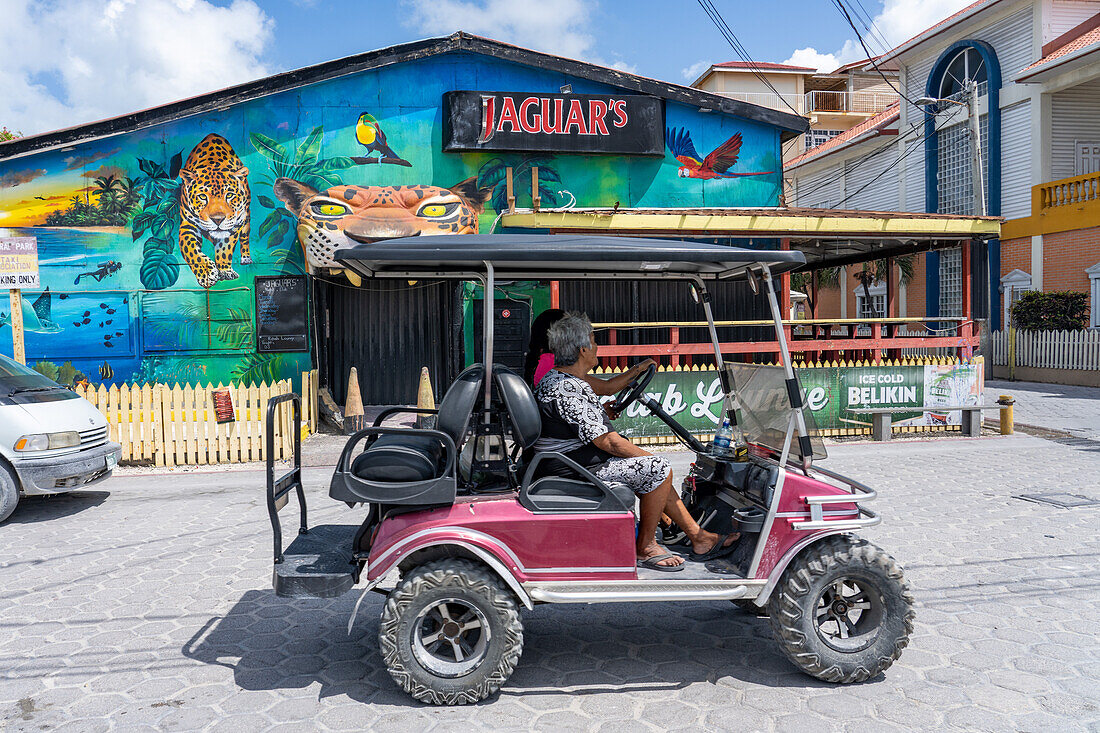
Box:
[592,430,651,458]
[584,358,656,396]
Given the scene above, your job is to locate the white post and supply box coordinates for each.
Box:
[969,80,986,217]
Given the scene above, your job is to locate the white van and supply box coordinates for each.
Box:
[0,354,121,522]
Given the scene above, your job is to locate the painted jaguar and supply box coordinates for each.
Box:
[273,177,490,281]
[178,133,251,288]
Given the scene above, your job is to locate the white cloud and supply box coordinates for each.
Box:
[0,0,274,137]
[401,0,633,71]
[681,60,710,81]
[784,0,975,72]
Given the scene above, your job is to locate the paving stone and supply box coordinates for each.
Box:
[1,433,1099,729]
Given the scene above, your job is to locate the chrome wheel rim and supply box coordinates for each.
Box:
[411,598,491,678]
[813,578,884,653]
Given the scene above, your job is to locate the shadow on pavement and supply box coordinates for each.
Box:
[7,490,109,524]
[182,589,858,707]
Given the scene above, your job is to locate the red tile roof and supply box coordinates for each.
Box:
[712,61,817,72]
[784,103,900,169]
[1018,20,1100,78]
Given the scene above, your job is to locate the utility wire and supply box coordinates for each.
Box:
[792,118,925,201]
[830,0,922,108]
[828,124,929,208]
[695,0,805,118]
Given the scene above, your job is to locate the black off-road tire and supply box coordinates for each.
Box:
[379,559,523,705]
[732,599,767,616]
[0,464,19,523]
[766,535,914,683]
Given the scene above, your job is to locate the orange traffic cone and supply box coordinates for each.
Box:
[344,366,365,434]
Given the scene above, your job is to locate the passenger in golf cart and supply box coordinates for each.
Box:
[533,312,738,570]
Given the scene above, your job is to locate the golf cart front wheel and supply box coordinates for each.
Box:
[379,559,523,705]
[766,535,914,683]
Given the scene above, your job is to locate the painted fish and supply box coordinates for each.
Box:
[106,308,116,315]
[98,362,113,380]
[103,342,114,348]
[99,303,107,309]
[82,318,90,325]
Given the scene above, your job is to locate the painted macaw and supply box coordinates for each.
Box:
[353,113,411,167]
[665,127,773,179]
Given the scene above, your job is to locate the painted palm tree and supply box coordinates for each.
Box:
[92,174,125,216]
[118,177,141,214]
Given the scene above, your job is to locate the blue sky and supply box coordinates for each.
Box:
[0,0,972,137]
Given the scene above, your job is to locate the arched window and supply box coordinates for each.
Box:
[937,47,988,100]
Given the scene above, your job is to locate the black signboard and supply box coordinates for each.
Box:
[255,276,309,353]
[444,90,664,155]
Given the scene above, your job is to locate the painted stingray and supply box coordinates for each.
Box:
[0,289,63,334]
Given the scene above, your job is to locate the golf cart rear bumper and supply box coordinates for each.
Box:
[15,442,121,495]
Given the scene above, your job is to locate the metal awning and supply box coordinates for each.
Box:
[334,234,806,280]
[499,207,1003,269]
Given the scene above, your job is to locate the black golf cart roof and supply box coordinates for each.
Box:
[334,234,806,280]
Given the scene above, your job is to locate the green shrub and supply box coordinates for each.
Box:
[1010,290,1089,331]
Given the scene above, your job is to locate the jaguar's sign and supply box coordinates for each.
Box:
[443,90,664,155]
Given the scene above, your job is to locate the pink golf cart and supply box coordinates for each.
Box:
[264,235,914,705]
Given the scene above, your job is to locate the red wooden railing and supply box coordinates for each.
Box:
[593,317,979,368]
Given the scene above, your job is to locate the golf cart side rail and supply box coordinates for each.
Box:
[266,393,304,564]
[795,464,880,531]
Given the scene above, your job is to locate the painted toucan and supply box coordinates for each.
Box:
[353,113,411,167]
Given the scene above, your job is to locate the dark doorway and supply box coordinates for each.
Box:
[314,278,458,405]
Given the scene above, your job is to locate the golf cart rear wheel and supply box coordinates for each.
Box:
[379,559,523,705]
[767,535,914,683]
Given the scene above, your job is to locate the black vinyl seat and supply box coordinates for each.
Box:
[351,434,445,482]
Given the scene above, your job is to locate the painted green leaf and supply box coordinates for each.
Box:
[168,152,183,178]
[257,195,277,209]
[257,209,280,240]
[250,132,289,162]
[318,156,356,172]
[296,126,324,167]
[140,248,181,290]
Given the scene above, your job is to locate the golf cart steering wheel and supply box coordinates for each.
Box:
[611,363,657,414]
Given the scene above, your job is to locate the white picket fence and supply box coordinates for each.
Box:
[991,329,1100,369]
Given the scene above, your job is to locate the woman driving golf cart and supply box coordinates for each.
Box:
[532,311,738,570]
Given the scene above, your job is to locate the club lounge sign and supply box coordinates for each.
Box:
[444,90,664,155]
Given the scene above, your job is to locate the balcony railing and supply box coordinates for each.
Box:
[720,90,898,116]
[1004,169,1100,238]
[722,91,806,114]
[805,90,898,114]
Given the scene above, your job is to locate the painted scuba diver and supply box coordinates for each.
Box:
[665,128,773,179]
[0,288,63,334]
[74,260,123,285]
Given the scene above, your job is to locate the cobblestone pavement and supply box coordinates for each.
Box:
[3,433,1100,732]
[985,379,1100,439]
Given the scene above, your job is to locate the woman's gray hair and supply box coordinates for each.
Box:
[547,311,593,366]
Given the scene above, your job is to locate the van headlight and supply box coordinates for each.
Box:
[14,432,80,451]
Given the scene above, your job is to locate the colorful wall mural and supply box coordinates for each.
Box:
[0,50,784,388]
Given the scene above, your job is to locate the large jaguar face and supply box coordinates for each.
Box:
[274,177,490,271]
[179,165,250,239]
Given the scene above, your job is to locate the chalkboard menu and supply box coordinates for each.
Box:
[255,276,309,353]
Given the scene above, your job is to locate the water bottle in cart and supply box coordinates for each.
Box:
[713,419,734,456]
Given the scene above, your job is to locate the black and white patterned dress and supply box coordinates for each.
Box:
[533,369,670,496]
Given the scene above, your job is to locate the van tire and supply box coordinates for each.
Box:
[0,464,19,523]
[379,559,523,705]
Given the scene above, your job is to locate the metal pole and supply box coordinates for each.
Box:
[482,261,495,411]
[689,276,736,421]
[969,80,986,217]
[762,265,813,471]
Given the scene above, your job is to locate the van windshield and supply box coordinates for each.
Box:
[0,354,63,395]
